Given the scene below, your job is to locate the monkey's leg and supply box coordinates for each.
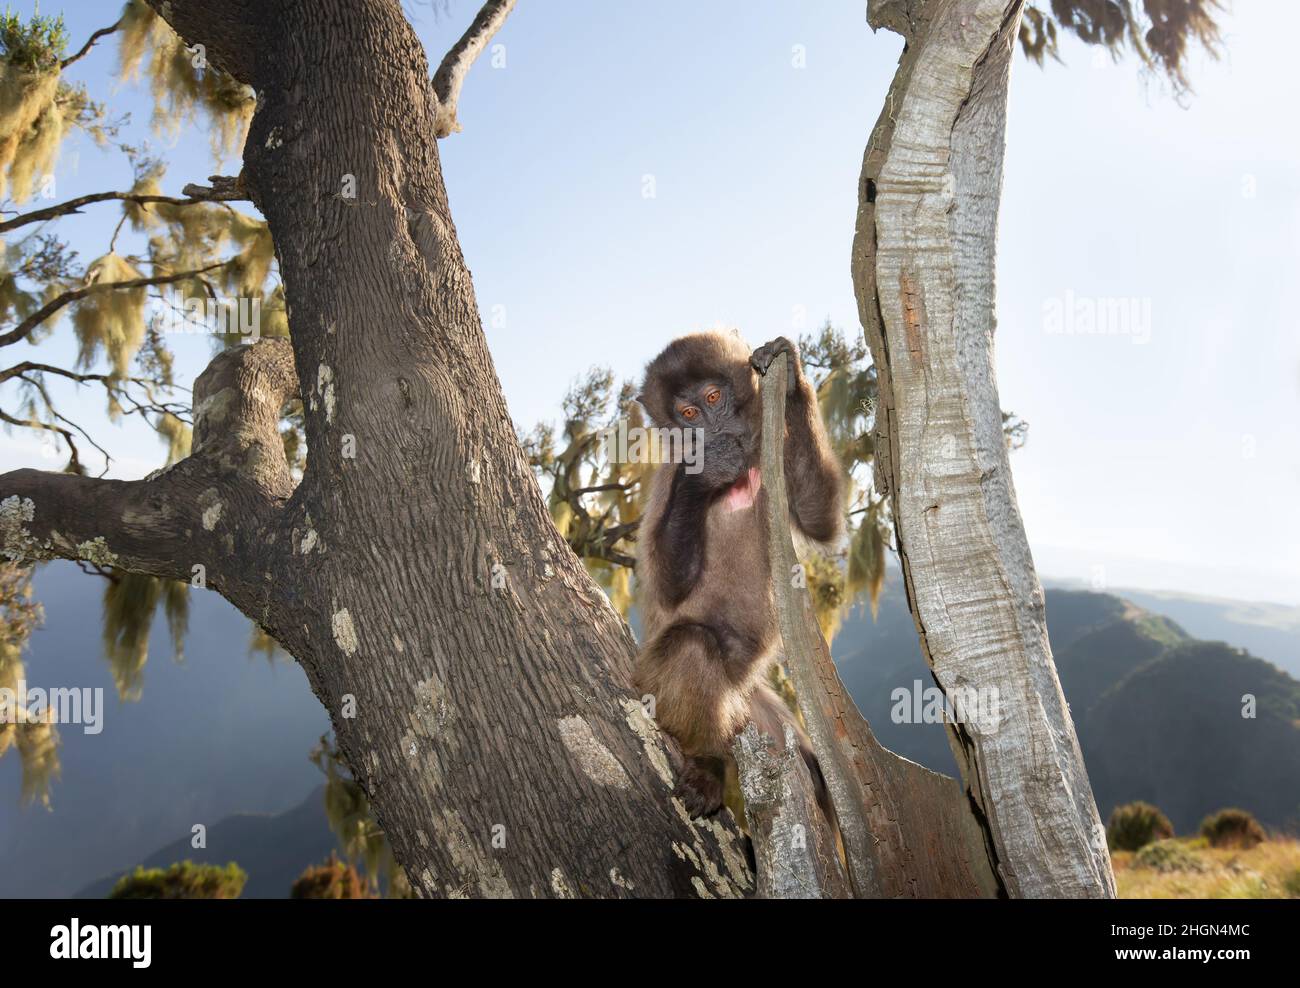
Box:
[634,622,765,817]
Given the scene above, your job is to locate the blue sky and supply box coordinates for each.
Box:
[3,0,1298,605]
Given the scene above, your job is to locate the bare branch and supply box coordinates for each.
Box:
[1,341,299,594]
[0,180,247,234]
[60,16,125,70]
[0,407,85,475]
[431,0,517,138]
[733,722,851,899]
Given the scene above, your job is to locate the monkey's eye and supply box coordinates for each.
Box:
[681,406,699,421]
[705,389,721,406]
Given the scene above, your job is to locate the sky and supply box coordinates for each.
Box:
[2,0,1298,605]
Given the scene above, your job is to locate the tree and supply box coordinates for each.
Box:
[0,0,1224,898]
[2,0,752,899]
[849,0,1219,896]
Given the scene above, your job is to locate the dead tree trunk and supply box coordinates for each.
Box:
[0,0,753,899]
[852,0,1116,896]
[753,352,997,899]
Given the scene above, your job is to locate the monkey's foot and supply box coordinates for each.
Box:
[674,759,724,818]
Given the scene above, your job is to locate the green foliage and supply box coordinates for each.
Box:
[1108,800,1175,851]
[520,370,648,617]
[0,4,67,72]
[109,860,246,899]
[1020,1,1223,93]
[1133,838,1206,873]
[1199,808,1266,850]
[0,7,109,203]
[291,854,377,899]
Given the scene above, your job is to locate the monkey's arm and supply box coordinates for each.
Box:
[652,466,714,607]
[783,376,843,542]
[752,338,844,543]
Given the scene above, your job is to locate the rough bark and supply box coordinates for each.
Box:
[732,721,851,899]
[759,353,997,898]
[2,0,754,899]
[852,0,1116,896]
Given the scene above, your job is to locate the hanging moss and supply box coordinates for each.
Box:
[116,0,254,161]
[71,252,147,383]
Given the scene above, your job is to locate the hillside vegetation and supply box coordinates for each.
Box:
[832,585,1300,833]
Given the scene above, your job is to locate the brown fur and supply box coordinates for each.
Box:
[632,330,842,816]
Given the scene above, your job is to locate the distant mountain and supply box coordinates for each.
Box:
[830,580,1300,833]
[75,786,341,899]
[1084,641,1300,832]
[1102,586,1300,681]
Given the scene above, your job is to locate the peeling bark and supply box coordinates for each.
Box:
[852,0,1116,897]
[733,722,851,899]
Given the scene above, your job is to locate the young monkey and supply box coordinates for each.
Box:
[633,330,843,816]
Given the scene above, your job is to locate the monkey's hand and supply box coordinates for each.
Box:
[750,337,802,395]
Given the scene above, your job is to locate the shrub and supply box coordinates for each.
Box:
[291,854,375,899]
[1200,808,1266,850]
[1107,801,1175,851]
[110,860,246,899]
[1133,839,1205,873]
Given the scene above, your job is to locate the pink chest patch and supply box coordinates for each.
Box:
[723,468,762,512]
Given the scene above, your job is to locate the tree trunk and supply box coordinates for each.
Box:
[1,0,753,899]
[754,352,997,898]
[852,0,1115,896]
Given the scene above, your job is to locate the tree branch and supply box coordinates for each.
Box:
[0,263,230,350]
[733,721,852,899]
[60,16,125,70]
[0,179,246,234]
[0,341,299,598]
[432,0,517,138]
[144,1,261,86]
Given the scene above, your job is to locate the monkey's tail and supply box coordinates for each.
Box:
[747,684,841,847]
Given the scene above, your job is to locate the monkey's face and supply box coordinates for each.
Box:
[671,378,757,487]
[670,379,746,440]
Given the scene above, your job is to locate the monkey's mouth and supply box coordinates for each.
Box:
[722,467,762,513]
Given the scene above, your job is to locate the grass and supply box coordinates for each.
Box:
[1115,836,1300,898]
